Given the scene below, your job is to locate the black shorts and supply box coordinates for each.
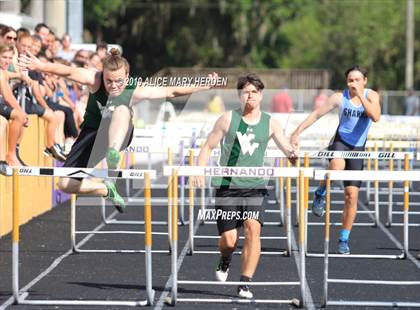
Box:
[214,188,268,235]
[328,133,365,188]
[25,101,45,117]
[0,102,12,120]
[63,117,134,175]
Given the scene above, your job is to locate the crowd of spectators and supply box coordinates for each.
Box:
[0,22,109,173]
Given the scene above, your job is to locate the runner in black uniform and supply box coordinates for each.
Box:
[20,48,219,212]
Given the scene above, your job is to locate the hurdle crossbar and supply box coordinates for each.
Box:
[168,168,307,306]
[12,168,155,307]
[322,169,420,307]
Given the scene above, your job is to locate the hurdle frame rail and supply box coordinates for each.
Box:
[304,152,417,259]
[100,146,190,227]
[164,164,313,257]
[11,167,155,307]
[67,167,173,254]
[320,169,420,308]
[165,167,310,307]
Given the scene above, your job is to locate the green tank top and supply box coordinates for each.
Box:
[81,73,136,130]
[213,109,271,188]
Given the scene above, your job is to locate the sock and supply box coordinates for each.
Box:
[240,275,251,283]
[339,229,350,241]
[316,184,326,196]
[221,254,232,261]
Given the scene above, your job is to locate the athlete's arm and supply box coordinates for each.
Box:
[130,72,219,102]
[350,83,381,122]
[194,111,231,187]
[19,51,97,88]
[290,92,342,148]
[270,118,297,163]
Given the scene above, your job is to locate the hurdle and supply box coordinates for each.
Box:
[384,145,420,227]
[166,167,309,306]
[313,164,419,259]
[165,165,312,256]
[305,150,415,227]
[186,147,297,227]
[69,170,173,254]
[321,170,420,308]
[101,144,188,226]
[11,167,155,307]
[304,152,416,258]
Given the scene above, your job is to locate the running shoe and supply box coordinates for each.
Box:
[0,161,12,176]
[104,180,125,213]
[106,148,120,169]
[44,144,67,162]
[312,186,326,217]
[237,285,253,299]
[215,256,230,282]
[337,239,350,255]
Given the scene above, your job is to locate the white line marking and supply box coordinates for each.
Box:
[0,209,119,310]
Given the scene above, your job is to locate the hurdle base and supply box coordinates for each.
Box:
[326,300,420,308]
[306,251,406,259]
[172,297,301,306]
[17,292,150,307]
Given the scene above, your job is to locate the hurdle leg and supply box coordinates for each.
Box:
[403,155,409,257]
[322,174,331,308]
[70,194,77,252]
[144,173,155,305]
[373,143,379,226]
[298,170,306,308]
[170,169,178,305]
[188,151,194,254]
[12,169,20,303]
[285,166,292,256]
[386,144,394,227]
[180,176,185,225]
[179,140,185,225]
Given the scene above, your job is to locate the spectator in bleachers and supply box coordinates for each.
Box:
[47,32,62,59]
[16,27,30,39]
[15,34,66,161]
[0,44,28,166]
[73,49,90,67]
[38,55,79,152]
[34,23,50,51]
[88,53,103,71]
[206,95,225,113]
[31,35,43,57]
[271,86,293,113]
[57,33,75,62]
[96,42,108,61]
[404,89,419,116]
[313,87,328,110]
[0,26,17,48]
[0,115,8,173]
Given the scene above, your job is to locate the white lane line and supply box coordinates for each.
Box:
[359,201,420,269]
[0,209,118,310]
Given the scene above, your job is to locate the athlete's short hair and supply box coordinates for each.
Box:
[345,66,368,78]
[237,74,265,93]
[103,48,129,74]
